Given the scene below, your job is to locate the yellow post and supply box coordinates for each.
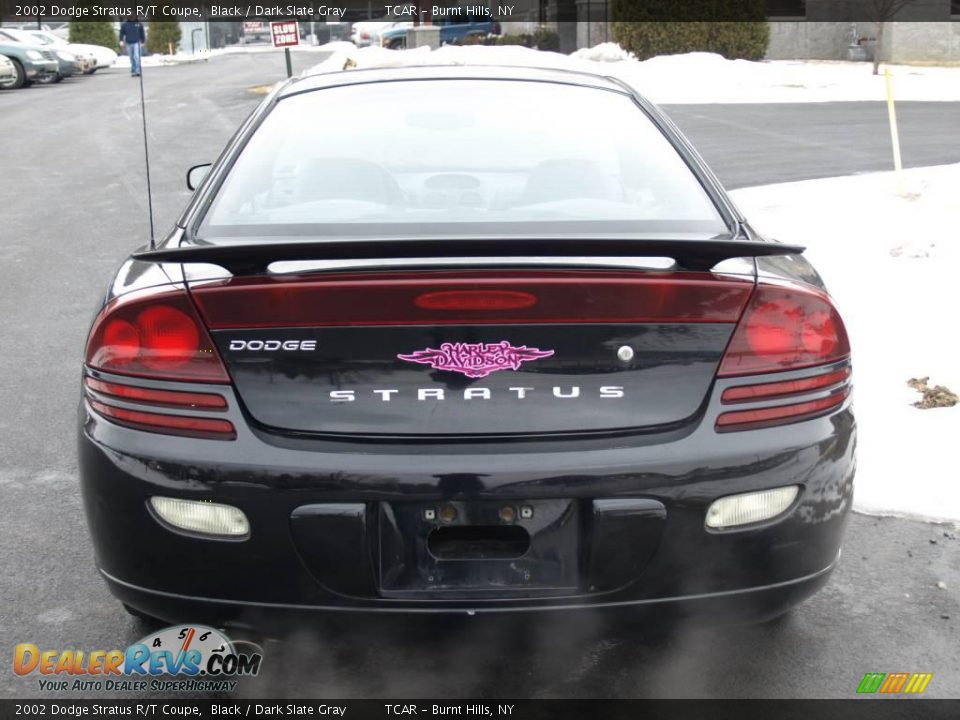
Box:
[884,66,904,194]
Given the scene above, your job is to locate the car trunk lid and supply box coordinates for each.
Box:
[188,269,754,437]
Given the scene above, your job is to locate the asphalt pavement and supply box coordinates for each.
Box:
[664,101,960,189]
[0,53,958,699]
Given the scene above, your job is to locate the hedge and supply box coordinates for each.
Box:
[451,27,560,52]
[611,16,769,61]
[146,20,181,55]
[68,21,118,53]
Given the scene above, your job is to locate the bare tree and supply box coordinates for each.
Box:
[869,0,920,75]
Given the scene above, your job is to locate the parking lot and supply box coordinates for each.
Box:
[1,53,958,699]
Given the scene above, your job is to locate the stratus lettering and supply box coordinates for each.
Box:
[329,386,624,402]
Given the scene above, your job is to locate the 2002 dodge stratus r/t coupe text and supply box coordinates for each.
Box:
[78,66,855,628]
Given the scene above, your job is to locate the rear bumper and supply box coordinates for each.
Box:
[78,377,855,626]
[101,558,838,630]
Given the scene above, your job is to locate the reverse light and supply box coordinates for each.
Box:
[705,486,800,529]
[150,497,249,538]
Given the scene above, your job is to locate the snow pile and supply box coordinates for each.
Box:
[730,164,960,523]
[301,42,573,76]
[115,51,210,68]
[300,44,960,104]
[310,40,361,54]
[570,42,635,63]
[117,41,346,69]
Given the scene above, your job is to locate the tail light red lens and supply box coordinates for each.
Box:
[88,399,236,440]
[85,287,229,383]
[85,377,227,410]
[716,388,849,432]
[718,281,850,377]
[721,367,851,404]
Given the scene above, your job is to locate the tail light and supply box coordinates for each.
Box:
[718,280,849,377]
[85,287,229,383]
[87,399,236,440]
[716,387,849,433]
[720,367,851,404]
[85,377,227,410]
[83,286,235,440]
[716,280,851,432]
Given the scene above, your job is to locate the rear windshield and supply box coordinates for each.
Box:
[199,79,727,239]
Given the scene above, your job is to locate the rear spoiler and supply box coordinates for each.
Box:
[132,238,804,274]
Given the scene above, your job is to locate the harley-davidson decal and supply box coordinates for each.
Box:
[398,341,555,379]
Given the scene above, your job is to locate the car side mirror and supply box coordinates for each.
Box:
[186,163,212,191]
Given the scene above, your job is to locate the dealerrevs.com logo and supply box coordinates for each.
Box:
[14,625,263,693]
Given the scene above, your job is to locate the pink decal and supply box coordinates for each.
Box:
[398,341,555,378]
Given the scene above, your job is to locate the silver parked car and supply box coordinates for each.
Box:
[24,29,114,73]
[0,27,79,82]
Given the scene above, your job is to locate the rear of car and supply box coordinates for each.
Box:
[79,67,854,629]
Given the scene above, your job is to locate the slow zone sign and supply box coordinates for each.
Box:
[270,21,300,48]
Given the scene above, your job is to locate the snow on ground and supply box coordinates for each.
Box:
[301,43,960,104]
[730,164,960,524]
[115,41,341,69]
[569,41,636,63]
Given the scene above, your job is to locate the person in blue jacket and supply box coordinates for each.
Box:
[118,14,146,77]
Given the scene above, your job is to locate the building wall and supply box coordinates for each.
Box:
[767,21,960,63]
[176,22,209,54]
[766,21,872,60]
[538,0,959,61]
[885,22,960,62]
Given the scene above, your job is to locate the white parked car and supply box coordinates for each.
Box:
[0,54,16,87]
[25,29,116,72]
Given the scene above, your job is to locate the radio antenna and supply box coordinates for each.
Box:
[138,60,156,249]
